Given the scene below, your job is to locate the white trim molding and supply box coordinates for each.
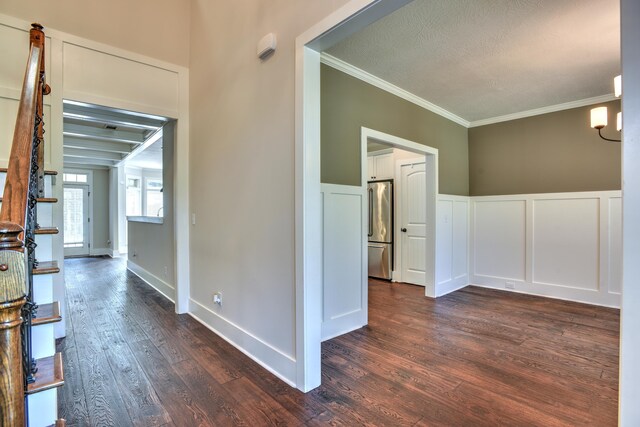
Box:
[189,299,297,387]
[321,53,617,129]
[468,94,618,127]
[321,53,470,127]
[127,259,176,302]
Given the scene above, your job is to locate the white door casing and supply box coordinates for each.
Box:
[63,184,90,256]
[400,162,427,286]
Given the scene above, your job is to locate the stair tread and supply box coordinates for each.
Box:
[0,168,57,175]
[33,261,60,275]
[0,197,58,203]
[35,226,59,235]
[32,301,61,326]
[26,353,64,395]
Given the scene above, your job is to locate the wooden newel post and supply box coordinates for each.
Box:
[0,298,26,426]
[0,222,27,426]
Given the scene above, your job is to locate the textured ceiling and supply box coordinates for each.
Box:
[326,0,620,123]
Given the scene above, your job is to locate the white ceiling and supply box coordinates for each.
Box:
[326,0,620,123]
[126,138,163,170]
[62,101,166,169]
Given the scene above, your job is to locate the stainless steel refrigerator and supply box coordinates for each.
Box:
[368,180,393,280]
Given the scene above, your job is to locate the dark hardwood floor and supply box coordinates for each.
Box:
[58,257,619,426]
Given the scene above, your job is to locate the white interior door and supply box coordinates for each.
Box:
[64,184,90,257]
[400,162,426,285]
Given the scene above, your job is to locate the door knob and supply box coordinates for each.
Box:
[401,228,407,232]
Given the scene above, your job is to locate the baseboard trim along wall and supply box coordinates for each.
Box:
[127,260,176,302]
[188,299,297,387]
[90,247,112,257]
[469,191,621,308]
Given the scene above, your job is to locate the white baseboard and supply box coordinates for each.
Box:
[89,247,111,257]
[471,280,620,308]
[435,276,469,297]
[127,260,175,302]
[189,298,297,387]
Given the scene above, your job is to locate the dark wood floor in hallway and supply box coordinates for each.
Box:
[58,257,619,426]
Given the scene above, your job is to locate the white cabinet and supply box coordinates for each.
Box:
[367,152,394,180]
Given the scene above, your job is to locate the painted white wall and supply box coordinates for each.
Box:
[320,184,367,341]
[188,0,353,387]
[470,191,621,308]
[619,0,640,423]
[436,195,469,296]
[128,122,176,301]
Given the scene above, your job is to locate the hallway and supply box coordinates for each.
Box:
[58,257,619,426]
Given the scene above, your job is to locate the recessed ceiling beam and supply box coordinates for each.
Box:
[64,123,146,144]
[63,100,168,123]
[63,157,117,168]
[63,106,164,131]
[118,128,163,167]
[63,137,135,154]
[64,147,124,161]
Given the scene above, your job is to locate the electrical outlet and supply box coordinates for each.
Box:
[164,266,168,277]
[213,292,222,305]
[505,281,516,289]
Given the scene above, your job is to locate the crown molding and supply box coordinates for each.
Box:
[468,94,618,127]
[321,53,617,130]
[320,53,470,127]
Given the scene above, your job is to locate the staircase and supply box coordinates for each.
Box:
[0,24,65,427]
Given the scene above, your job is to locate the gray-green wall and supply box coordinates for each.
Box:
[321,64,469,196]
[469,101,621,196]
[92,169,110,249]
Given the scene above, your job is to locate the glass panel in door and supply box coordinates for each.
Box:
[64,185,89,256]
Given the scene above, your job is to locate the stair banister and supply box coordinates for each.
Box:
[0,23,49,427]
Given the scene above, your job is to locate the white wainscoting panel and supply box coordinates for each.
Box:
[435,195,470,296]
[473,199,526,282]
[321,184,366,341]
[470,191,621,307]
[532,198,599,290]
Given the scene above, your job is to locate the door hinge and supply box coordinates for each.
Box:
[88,217,91,223]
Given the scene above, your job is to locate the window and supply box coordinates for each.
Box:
[126,176,142,216]
[146,178,163,217]
[63,172,88,183]
[63,187,85,248]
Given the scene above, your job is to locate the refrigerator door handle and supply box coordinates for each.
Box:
[368,187,374,237]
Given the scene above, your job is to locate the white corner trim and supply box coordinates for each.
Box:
[127,260,175,302]
[468,94,618,127]
[189,298,297,387]
[321,53,470,128]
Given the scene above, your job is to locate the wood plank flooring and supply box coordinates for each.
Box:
[58,258,619,426]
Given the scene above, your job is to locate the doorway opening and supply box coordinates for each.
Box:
[63,170,91,257]
[361,128,438,295]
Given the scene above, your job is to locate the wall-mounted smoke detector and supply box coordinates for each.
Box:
[257,33,277,60]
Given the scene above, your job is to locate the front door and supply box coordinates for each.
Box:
[64,184,90,257]
[400,162,426,286]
